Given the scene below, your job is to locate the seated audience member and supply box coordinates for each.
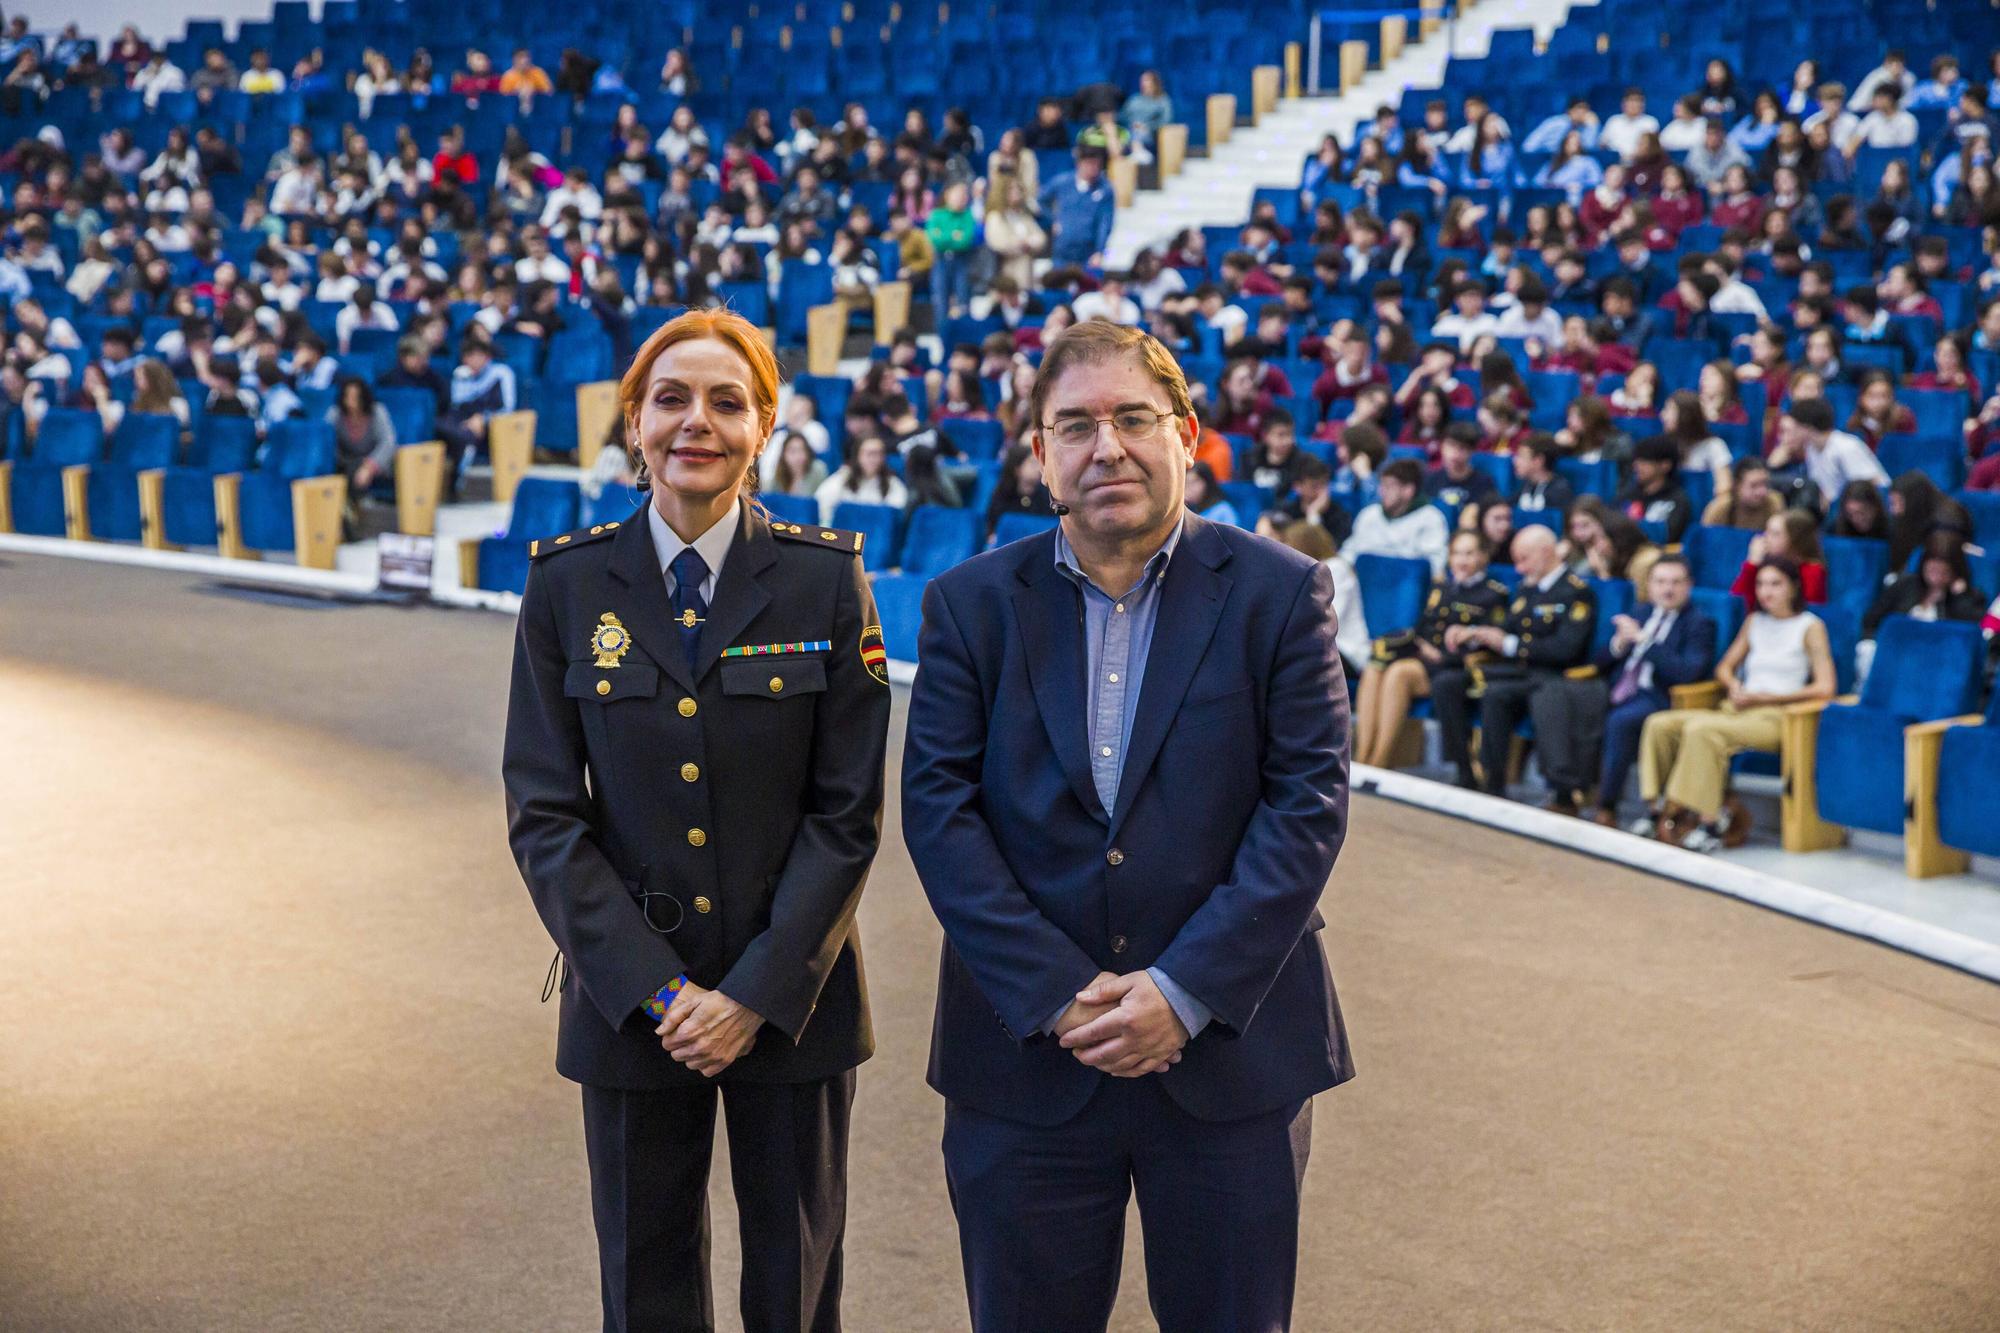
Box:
[325,376,396,524]
[1353,529,1513,769]
[1394,383,1456,453]
[983,443,1056,538]
[1183,460,1242,527]
[762,428,828,497]
[1510,433,1574,513]
[1243,409,1306,495]
[1430,525,1597,794]
[1632,558,1835,851]
[446,336,517,474]
[1425,424,1499,511]
[1539,555,1718,820]
[1660,390,1734,486]
[901,443,962,511]
[1469,497,1517,571]
[377,336,475,494]
[1477,391,1529,455]
[1432,279,1498,350]
[1260,453,1351,549]
[1701,456,1783,529]
[1729,507,1832,607]
[815,434,907,521]
[1854,532,1986,685]
[1843,370,1916,448]
[1331,421,1387,509]
[1765,398,1887,510]
[1615,436,1695,544]
[1347,457,1451,576]
[1209,356,1274,435]
[1827,479,1890,540]
[1271,519,1371,676]
[1312,325,1389,412]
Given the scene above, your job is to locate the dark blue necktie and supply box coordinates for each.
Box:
[669,547,709,670]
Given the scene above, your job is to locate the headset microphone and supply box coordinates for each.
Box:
[1049,493,1071,517]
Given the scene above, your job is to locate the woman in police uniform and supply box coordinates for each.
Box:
[1350,528,1511,769]
[503,308,890,1333]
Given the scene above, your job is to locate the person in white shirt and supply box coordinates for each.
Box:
[1443,93,1510,155]
[1599,89,1659,160]
[1769,398,1887,505]
[132,54,186,109]
[335,287,400,354]
[1843,85,1918,154]
[814,434,907,522]
[1071,273,1142,325]
[1431,279,1498,352]
[512,228,572,285]
[1704,255,1768,317]
[540,166,605,231]
[1493,280,1562,344]
[1344,458,1450,576]
[268,159,321,216]
[1845,52,1914,111]
[1801,83,1859,146]
[1657,97,1707,152]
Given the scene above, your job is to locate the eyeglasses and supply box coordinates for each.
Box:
[1041,409,1173,448]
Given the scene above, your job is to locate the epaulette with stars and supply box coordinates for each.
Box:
[529,519,625,559]
[767,519,866,555]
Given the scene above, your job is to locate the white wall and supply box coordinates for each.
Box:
[15,1,310,43]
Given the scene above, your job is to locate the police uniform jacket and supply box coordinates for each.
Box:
[503,501,891,1090]
[1413,574,1513,665]
[1484,570,1598,677]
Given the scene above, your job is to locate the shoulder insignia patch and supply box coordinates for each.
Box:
[859,623,889,684]
[1426,588,1442,609]
[1510,597,1527,613]
[1570,601,1590,621]
[1565,573,1588,589]
[771,521,865,554]
[530,521,622,560]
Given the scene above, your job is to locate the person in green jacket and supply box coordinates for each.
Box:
[924,180,979,320]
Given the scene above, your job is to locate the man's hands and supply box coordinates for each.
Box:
[656,982,764,1078]
[1058,971,1189,1078]
[1445,624,1506,655]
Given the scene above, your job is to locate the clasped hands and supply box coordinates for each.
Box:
[655,981,763,1078]
[1444,624,1506,655]
[1054,971,1189,1078]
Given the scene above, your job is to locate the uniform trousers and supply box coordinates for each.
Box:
[1518,675,1606,797]
[1638,705,1784,819]
[580,1069,856,1333]
[1447,669,1569,795]
[1425,666,1477,782]
[942,1077,1312,1333]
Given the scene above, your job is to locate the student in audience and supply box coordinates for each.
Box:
[1615,436,1695,544]
[1183,459,1242,527]
[1347,457,1450,576]
[1634,557,1835,851]
[1262,453,1352,549]
[1768,397,1889,509]
[1886,471,1976,573]
[1660,390,1734,486]
[764,428,828,497]
[1273,518,1372,676]
[1355,529,1508,773]
[1854,532,1986,683]
[326,375,397,522]
[1243,409,1306,495]
[1843,370,1916,447]
[1426,424,1498,511]
[1828,478,1891,540]
[1701,455,1783,529]
[1470,497,1517,572]
[983,442,1055,538]
[1730,508,1829,605]
[1396,382,1454,453]
[815,434,906,521]
[1510,433,1575,513]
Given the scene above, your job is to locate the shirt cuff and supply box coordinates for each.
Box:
[640,975,689,1024]
[1501,632,1521,657]
[1148,967,1212,1039]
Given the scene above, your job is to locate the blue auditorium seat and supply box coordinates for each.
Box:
[938,418,1003,463]
[992,512,1058,548]
[760,492,819,528]
[1353,554,1432,637]
[377,386,437,446]
[1876,435,1964,492]
[1935,689,2000,858]
[85,413,180,541]
[831,500,900,572]
[775,265,835,347]
[899,505,980,577]
[11,409,105,536]
[1218,482,1270,526]
[1958,491,2000,551]
[1556,456,1616,501]
[164,416,261,549]
[1685,524,1755,589]
[478,477,582,595]
[1686,587,1744,659]
[1586,577,1630,657]
[1814,618,1986,837]
[871,572,927,663]
[1821,536,1889,612]
[581,484,646,529]
[791,375,853,459]
[240,421,337,554]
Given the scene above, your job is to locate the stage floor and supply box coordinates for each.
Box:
[3,553,1998,1332]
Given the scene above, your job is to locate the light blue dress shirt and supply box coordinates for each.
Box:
[1042,518,1213,1040]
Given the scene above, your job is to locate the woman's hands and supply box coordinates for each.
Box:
[657,982,765,1078]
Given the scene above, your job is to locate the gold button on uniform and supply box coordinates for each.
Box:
[680,762,699,782]
[1106,848,1125,866]
[693,896,712,914]
[595,680,611,696]
[687,828,707,847]
[589,525,603,534]
[678,698,697,717]
[769,676,784,693]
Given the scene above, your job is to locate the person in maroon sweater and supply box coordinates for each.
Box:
[1845,371,1917,449]
[1729,509,1830,606]
[1878,264,1945,323]
[1708,164,1765,233]
[1579,164,1629,244]
[1652,163,1705,244]
[1906,335,1982,407]
[1312,325,1388,413]
[1394,342,1477,412]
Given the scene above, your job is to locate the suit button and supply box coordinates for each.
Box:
[678,697,697,717]
[1111,935,1128,953]
[693,896,712,914]
[687,828,707,847]
[595,679,611,696]
[769,675,784,693]
[1106,848,1124,866]
[680,762,699,782]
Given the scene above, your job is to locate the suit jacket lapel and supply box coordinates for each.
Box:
[1012,542,1106,822]
[606,501,695,693]
[693,503,776,679]
[1110,516,1232,834]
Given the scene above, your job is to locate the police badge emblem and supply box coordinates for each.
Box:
[592,612,632,668]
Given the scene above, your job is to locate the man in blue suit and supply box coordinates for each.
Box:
[902,320,1354,1333]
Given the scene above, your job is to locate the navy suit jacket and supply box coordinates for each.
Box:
[1592,601,1717,708]
[902,514,1355,1126]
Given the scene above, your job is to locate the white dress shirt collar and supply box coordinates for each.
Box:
[647,495,741,601]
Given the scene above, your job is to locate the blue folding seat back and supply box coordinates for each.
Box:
[792,375,853,458]
[1876,434,1964,492]
[85,414,180,542]
[1959,490,2000,550]
[871,572,927,663]
[760,492,819,528]
[992,511,1058,547]
[1353,554,1431,637]
[377,387,437,446]
[1586,578,1630,657]
[831,500,900,572]
[1512,506,1560,531]
[900,505,980,577]
[1219,481,1270,526]
[1686,524,1754,589]
[1821,536,1888,612]
[265,420,337,480]
[1936,692,2000,857]
[30,408,105,467]
[1815,618,1985,835]
[1556,456,1616,500]
[581,484,646,530]
[162,469,226,548]
[1467,453,1513,494]
[238,472,298,553]
[938,418,1003,463]
[1686,588,1743,664]
[777,266,836,348]
[479,477,582,594]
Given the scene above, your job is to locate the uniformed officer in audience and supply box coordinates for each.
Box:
[1429,524,1597,796]
[502,308,891,1333]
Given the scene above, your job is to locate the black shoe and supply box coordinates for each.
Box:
[1454,769,1479,790]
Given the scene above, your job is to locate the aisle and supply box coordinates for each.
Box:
[2,555,1997,1331]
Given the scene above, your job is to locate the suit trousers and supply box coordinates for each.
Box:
[1639,705,1784,819]
[942,1077,1313,1333]
[1525,676,1606,797]
[1598,693,1665,811]
[580,1070,857,1333]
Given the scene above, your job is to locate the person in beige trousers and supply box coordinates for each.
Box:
[1635,557,1836,853]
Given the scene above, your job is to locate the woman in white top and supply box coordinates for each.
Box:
[1661,389,1732,486]
[1634,558,1835,851]
[1270,517,1371,674]
[814,435,907,522]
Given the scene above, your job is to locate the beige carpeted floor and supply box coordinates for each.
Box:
[3,553,1999,1332]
